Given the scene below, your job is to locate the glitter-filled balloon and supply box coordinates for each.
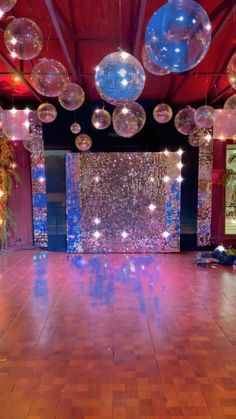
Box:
[112,102,146,138]
[227,53,236,90]
[32,58,69,97]
[175,107,196,135]
[58,83,85,111]
[37,103,57,123]
[4,18,43,60]
[75,134,92,151]
[23,136,43,154]
[91,109,111,129]
[194,105,216,129]
[95,51,145,104]
[70,122,81,134]
[145,0,212,73]
[142,46,170,76]
[224,94,236,110]
[153,103,173,123]
[0,0,17,16]
[188,128,207,147]
[2,110,29,140]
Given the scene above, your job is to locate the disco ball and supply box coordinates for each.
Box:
[227,53,236,90]
[4,18,43,60]
[153,103,173,123]
[142,45,170,76]
[188,128,207,147]
[23,136,43,154]
[91,108,111,129]
[2,110,29,140]
[95,50,145,104]
[32,58,69,97]
[224,94,236,110]
[112,102,146,138]
[194,105,216,129]
[175,107,196,135]
[145,0,212,73]
[75,134,92,151]
[37,103,57,123]
[0,0,17,16]
[58,83,85,110]
[70,122,81,134]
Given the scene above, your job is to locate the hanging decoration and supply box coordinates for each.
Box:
[175,107,196,135]
[224,94,236,110]
[145,0,212,73]
[75,134,92,151]
[91,108,111,130]
[32,58,69,97]
[95,50,145,105]
[71,122,81,135]
[58,83,85,111]
[37,103,57,123]
[112,102,146,138]
[194,105,216,129]
[188,128,207,147]
[153,103,173,124]
[227,53,236,90]
[142,46,170,76]
[0,0,17,17]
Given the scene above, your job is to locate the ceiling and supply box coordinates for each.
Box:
[0,0,235,107]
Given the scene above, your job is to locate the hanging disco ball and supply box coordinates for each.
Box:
[194,105,216,129]
[0,0,17,16]
[227,53,236,90]
[95,50,145,105]
[32,58,69,97]
[112,102,146,138]
[153,103,173,123]
[75,134,92,151]
[70,122,81,134]
[188,128,207,147]
[142,45,170,76]
[23,136,43,154]
[224,94,236,110]
[91,108,111,130]
[145,0,212,73]
[175,107,196,135]
[4,18,43,60]
[37,103,57,123]
[58,83,85,111]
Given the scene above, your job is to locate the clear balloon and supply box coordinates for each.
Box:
[37,103,57,123]
[23,136,43,154]
[0,0,17,16]
[112,102,146,138]
[91,109,111,129]
[145,0,212,73]
[227,53,236,90]
[142,45,170,76]
[175,107,196,135]
[188,128,207,147]
[194,105,216,129]
[58,83,85,111]
[4,18,43,60]
[70,122,81,134]
[75,134,92,151]
[32,58,69,97]
[95,50,145,104]
[224,94,236,110]
[2,110,29,140]
[153,103,173,123]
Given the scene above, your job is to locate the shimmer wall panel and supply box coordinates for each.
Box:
[66,153,181,253]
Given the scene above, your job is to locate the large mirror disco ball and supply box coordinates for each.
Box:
[142,46,170,76]
[112,102,146,138]
[4,18,43,60]
[37,103,57,123]
[145,0,212,73]
[194,105,216,129]
[227,53,236,90]
[224,94,236,110]
[95,51,145,105]
[153,103,173,123]
[175,107,196,135]
[0,0,17,16]
[32,58,69,97]
[75,134,92,151]
[58,83,85,111]
[91,109,111,130]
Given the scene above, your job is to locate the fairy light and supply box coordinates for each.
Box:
[0,190,4,198]
[10,107,17,116]
[163,175,170,183]
[148,203,156,212]
[93,231,101,239]
[164,149,169,156]
[24,120,30,129]
[177,162,183,170]
[162,231,170,239]
[10,51,17,59]
[24,107,30,115]
[177,149,184,156]
[176,175,183,183]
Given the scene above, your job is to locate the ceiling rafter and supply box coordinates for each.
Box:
[67,0,81,78]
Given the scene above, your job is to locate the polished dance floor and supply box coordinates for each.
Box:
[0,251,236,418]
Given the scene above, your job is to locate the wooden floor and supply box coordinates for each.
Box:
[0,251,236,419]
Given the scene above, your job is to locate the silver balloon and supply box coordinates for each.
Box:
[91,109,111,129]
[71,122,81,134]
[175,107,196,135]
[112,102,146,138]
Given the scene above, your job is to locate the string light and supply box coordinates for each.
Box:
[121,231,128,238]
[148,203,156,211]
[177,149,184,156]
[10,107,17,116]
[0,190,4,198]
[163,175,170,183]
[93,231,101,239]
[177,162,183,170]
[164,149,169,156]
[94,218,101,225]
[176,175,183,183]
[162,231,170,239]
[24,107,31,115]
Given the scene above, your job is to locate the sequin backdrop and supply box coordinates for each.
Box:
[66,153,181,253]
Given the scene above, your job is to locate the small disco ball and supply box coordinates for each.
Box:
[188,128,207,147]
[227,53,236,90]
[4,18,43,60]
[224,94,236,110]
[32,58,69,97]
[153,103,173,123]
[112,102,146,138]
[175,107,196,135]
[91,108,111,129]
[0,0,17,16]
[37,103,57,123]
[70,122,81,134]
[145,0,212,73]
[75,134,92,151]
[58,83,85,110]
[23,136,43,154]
[194,105,216,129]
[95,50,145,105]
[142,46,170,76]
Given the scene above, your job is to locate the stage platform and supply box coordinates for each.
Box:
[0,250,236,418]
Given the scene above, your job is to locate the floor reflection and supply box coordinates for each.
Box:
[33,252,49,299]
